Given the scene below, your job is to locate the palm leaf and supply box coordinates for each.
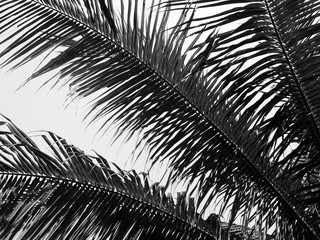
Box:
[1,0,320,239]
[166,0,320,238]
[0,115,220,239]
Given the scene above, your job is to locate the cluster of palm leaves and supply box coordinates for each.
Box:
[1,0,320,239]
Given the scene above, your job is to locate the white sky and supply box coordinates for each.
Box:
[0,1,154,175]
[0,60,149,169]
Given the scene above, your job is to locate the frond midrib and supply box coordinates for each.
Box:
[263,0,320,142]
[259,1,319,237]
[0,171,216,239]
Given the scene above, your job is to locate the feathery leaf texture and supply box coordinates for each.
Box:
[1,0,320,239]
[0,115,218,239]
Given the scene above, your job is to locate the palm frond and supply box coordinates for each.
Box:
[165,0,320,238]
[1,0,320,239]
[0,115,220,239]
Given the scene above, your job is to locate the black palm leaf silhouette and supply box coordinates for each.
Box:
[0,115,219,239]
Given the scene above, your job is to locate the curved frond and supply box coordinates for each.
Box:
[0,115,218,239]
[165,0,320,238]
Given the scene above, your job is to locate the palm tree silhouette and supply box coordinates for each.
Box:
[0,0,320,239]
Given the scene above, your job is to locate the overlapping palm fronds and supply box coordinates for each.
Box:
[1,0,320,239]
[165,1,320,238]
